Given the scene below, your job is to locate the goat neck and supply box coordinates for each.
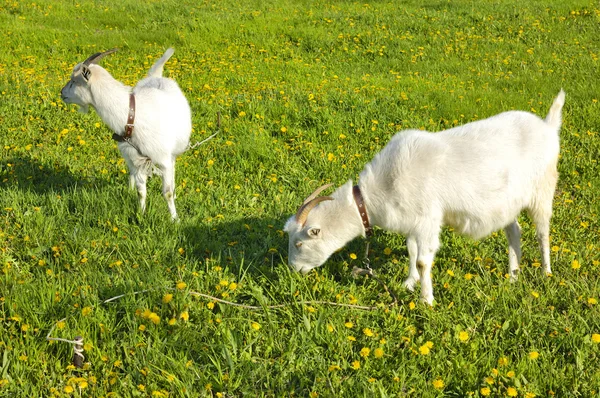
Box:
[88,66,131,135]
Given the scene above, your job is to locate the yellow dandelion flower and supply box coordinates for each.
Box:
[485,376,495,385]
[588,297,597,305]
[327,324,334,333]
[328,364,341,372]
[419,342,433,355]
[480,387,491,396]
[64,385,74,393]
[363,328,374,337]
[498,357,508,366]
[309,392,318,398]
[525,393,536,398]
[162,294,173,303]
[344,321,354,328]
[176,281,187,290]
[238,111,246,117]
[592,333,600,343]
[148,313,160,325]
[374,348,384,358]
[528,351,539,360]
[82,307,92,316]
[207,302,215,310]
[251,322,261,331]
[359,347,370,357]
[571,259,581,269]
[507,387,518,397]
[228,282,237,291]
[432,378,444,389]
[507,370,515,378]
[168,318,176,326]
[447,269,455,277]
[409,301,416,310]
[383,247,392,255]
[179,311,189,321]
[351,360,360,370]
[458,331,469,342]
[349,253,357,260]
[531,291,539,298]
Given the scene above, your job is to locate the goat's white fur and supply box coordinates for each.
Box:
[284,90,565,305]
[60,48,191,219]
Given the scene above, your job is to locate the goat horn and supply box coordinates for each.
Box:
[295,196,333,227]
[83,48,118,66]
[302,183,333,206]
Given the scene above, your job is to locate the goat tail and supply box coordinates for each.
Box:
[544,89,565,129]
[147,48,175,78]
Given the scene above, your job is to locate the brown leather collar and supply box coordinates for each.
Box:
[352,185,373,237]
[112,93,135,142]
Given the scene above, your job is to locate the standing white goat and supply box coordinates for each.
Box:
[60,48,192,220]
[284,90,565,305]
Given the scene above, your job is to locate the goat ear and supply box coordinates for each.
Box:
[307,227,321,238]
[81,65,92,82]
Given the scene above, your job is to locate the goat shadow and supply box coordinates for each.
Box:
[2,156,110,195]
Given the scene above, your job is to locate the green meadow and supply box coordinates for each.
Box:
[1,0,599,396]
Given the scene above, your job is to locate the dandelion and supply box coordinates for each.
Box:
[409,301,416,310]
[506,370,515,378]
[351,360,360,370]
[447,269,454,277]
[383,247,392,255]
[363,328,374,337]
[531,291,539,298]
[168,318,176,326]
[458,331,469,342]
[344,321,353,328]
[588,297,597,305]
[327,324,334,333]
[328,364,341,372]
[528,351,539,360]
[238,111,246,117]
[571,259,581,269]
[207,302,215,310]
[419,341,433,355]
[432,378,444,389]
[64,385,74,393]
[374,348,384,358]
[360,347,370,357]
[148,313,160,325]
[349,253,357,260]
[82,307,93,316]
[162,294,173,303]
[507,387,518,397]
[179,311,189,322]
[176,281,187,290]
[481,387,491,396]
[592,333,600,343]
[309,392,318,398]
[485,376,495,385]
[251,322,261,331]
[498,357,508,366]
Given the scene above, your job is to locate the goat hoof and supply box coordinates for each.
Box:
[403,277,418,292]
[420,295,435,306]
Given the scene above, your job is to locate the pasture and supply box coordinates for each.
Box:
[1,0,599,396]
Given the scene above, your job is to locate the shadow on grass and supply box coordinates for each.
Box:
[1,156,110,194]
[181,214,290,276]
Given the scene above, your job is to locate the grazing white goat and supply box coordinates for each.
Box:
[60,48,192,219]
[284,90,565,305]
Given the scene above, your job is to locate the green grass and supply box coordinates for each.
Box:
[1,0,600,396]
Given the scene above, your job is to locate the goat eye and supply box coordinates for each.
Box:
[295,242,302,249]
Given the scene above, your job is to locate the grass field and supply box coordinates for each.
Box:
[1,0,600,396]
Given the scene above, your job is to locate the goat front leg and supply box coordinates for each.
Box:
[416,229,441,305]
[133,169,148,214]
[158,161,177,220]
[504,221,522,282]
[403,236,420,291]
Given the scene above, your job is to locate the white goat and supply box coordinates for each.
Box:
[284,90,565,305]
[60,48,192,219]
